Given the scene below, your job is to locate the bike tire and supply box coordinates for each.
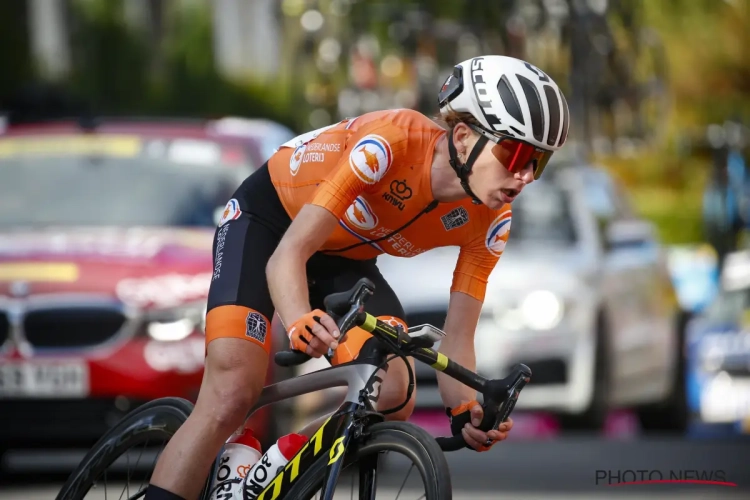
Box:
[56,397,195,500]
[286,421,452,500]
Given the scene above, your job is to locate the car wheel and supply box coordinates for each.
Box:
[636,310,690,434]
[558,313,609,432]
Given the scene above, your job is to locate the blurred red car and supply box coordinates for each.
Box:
[0,117,294,457]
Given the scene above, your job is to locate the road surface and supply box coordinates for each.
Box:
[2,433,748,499]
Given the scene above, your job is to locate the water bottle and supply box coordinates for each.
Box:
[210,426,263,500]
[243,433,308,500]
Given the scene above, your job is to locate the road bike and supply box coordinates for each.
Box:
[56,277,531,500]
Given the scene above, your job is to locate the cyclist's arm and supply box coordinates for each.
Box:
[437,210,511,407]
[267,204,339,331]
[437,291,483,407]
[267,121,407,333]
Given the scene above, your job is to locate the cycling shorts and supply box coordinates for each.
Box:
[205,162,407,365]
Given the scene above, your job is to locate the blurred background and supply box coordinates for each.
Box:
[0,0,749,498]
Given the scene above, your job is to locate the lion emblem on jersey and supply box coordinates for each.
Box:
[349,135,392,184]
[485,210,512,257]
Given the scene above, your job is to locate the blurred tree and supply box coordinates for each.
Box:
[67,0,151,114]
[0,1,35,109]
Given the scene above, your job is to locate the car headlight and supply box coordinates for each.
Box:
[493,290,565,331]
[142,302,207,342]
[520,290,563,330]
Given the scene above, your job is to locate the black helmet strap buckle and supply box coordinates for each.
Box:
[447,130,489,205]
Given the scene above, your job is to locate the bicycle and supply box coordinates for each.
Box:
[56,277,532,500]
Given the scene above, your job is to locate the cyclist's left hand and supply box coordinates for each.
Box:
[452,401,514,452]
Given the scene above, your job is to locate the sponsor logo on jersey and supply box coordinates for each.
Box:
[485,210,512,256]
[212,224,229,281]
[349,134,392,184]
[245,311,268,344]
[441,206,469,231]
[382,179,412,211]
[290,144,307,175]
[370,227,426,257]
[218,198,242,227]
[345,196,378,230]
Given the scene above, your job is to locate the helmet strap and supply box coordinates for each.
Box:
[447,130,489,205]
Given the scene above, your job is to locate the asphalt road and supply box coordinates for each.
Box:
[2,433,749,499]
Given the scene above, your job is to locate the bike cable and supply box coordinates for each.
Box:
[361,334,415,416]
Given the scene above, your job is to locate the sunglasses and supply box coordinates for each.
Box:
[468,124,553,180]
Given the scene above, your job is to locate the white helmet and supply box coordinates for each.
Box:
[438,55,570,152]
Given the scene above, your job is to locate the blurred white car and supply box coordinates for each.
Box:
[378,162,687,431]
[207,116,296,166]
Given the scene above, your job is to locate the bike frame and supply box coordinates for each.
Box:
[201,316,493,500]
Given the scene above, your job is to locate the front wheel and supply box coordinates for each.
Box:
[56,397,197,500]
[288,421,452,500]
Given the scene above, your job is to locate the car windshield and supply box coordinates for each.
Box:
[506,179,578,244]
[0,136,249,228]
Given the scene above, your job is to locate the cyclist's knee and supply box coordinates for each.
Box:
[196,336,269,432]
[379,357,416,422]
[331,316,407,366]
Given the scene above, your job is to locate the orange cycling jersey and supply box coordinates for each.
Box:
[268,108,511,302]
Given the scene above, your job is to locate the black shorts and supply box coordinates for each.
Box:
[204,163,406,356]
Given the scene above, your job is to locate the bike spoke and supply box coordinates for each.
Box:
[136,438,155,496]
[394,462,414,500]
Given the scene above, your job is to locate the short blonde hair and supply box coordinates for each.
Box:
[434,108,483,132]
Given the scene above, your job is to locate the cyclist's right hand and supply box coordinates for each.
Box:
[288,309,341,357]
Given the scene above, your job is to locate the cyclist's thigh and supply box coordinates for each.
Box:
[309,256,407,365]
[206,169,287,364]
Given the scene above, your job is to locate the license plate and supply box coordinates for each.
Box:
[0,362,89,398]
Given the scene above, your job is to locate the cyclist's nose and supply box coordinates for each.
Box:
[514,163,535,184]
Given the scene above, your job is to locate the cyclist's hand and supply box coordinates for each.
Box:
[448,400,514,452]
[288,309,340,358]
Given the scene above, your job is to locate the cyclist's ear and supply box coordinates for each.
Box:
[452,122,476,156]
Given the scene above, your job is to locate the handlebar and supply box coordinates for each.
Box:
[274,277,532,452]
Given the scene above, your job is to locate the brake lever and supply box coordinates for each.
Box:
[435,364,531,452]
[326,288,372,357]
[480,364,531,434]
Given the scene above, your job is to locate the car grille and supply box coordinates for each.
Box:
[23,307,128,348]
[524,358,568,385]
[0,311,8,346]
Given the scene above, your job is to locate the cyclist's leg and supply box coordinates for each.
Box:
[309,256,415,422]
[147,167,284,500]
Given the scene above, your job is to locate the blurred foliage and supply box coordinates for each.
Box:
[0,2,33,101]
[594,0,750,244]
[4,0,296,130]
[2,0,748,245]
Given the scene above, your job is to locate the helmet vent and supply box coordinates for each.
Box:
[543,85,561,146]
[558,91,570,147]
[509,126,525,137]
[497,75,525,125]
[516,74,545,142]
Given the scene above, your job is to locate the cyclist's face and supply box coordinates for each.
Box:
[464,133,535,209]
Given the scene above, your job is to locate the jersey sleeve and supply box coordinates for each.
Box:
[451,208,512,301]
[309,122,408,219]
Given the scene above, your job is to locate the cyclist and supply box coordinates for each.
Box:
[146,55,570,500]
